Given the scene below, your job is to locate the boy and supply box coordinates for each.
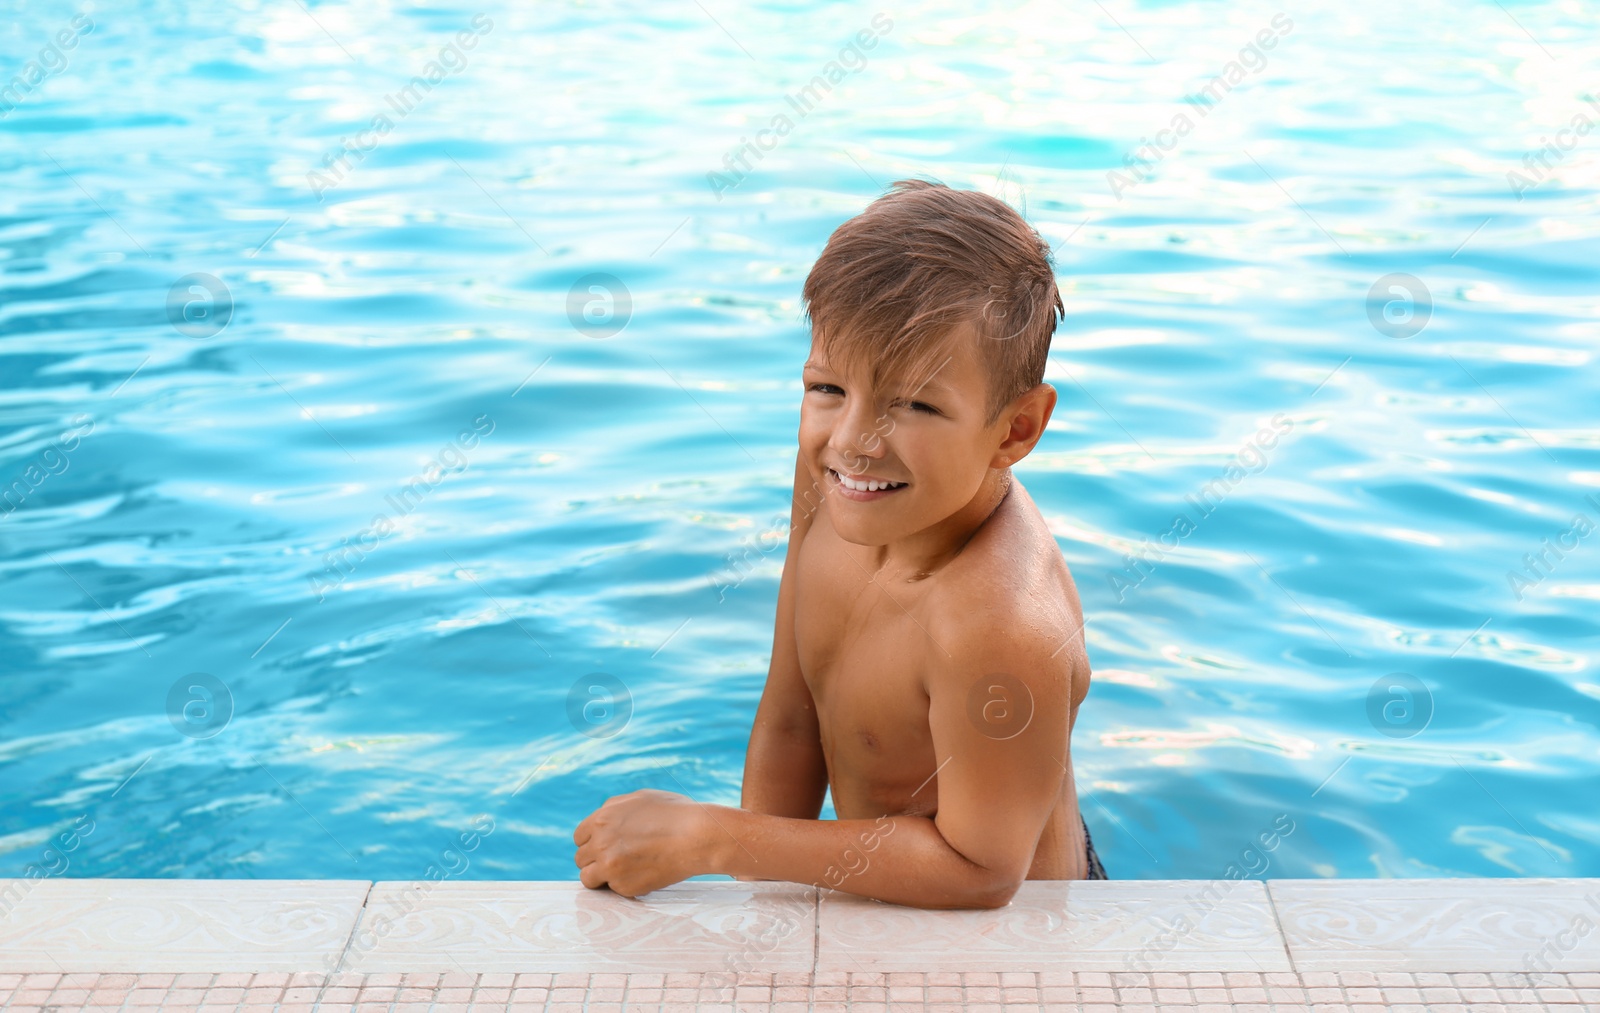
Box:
[574,179,1101,909]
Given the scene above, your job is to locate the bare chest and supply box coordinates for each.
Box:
[792,528,941,819]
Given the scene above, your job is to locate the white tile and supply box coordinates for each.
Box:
[343,880,817,972]
[817,879,1292,971]
[0,878,369,972]
[1269,877,1600,971]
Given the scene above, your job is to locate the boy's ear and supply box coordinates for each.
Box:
[989,382,1057,469]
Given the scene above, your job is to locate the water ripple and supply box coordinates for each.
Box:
[1,0,1595,882]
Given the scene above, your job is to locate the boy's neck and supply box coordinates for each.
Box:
[863,467,1013,581]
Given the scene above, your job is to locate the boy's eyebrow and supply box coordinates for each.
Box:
[800,355,947,395]
[802,362,956,398]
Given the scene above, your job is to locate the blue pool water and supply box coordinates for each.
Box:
[2,1,1597,885]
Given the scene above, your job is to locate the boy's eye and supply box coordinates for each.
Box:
[807,383,843,396]
[896,400,941,415]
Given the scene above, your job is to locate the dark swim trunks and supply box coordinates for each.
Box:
[1082,815,1108,879]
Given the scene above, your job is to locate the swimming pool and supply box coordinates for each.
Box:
[2,0,1596,885]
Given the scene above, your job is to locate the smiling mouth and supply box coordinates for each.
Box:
[828,467,908,499]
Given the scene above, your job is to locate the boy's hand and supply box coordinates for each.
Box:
[573,789,718,898]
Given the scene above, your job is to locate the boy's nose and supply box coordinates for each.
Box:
[829,398,887,469]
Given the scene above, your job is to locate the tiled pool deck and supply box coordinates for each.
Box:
[1,878,1596,1011]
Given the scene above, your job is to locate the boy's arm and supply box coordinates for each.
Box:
[709,627,1069,909]
[739,452,829,821]
[575,456,830,895]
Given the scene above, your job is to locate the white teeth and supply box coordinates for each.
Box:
[833,470,903,493]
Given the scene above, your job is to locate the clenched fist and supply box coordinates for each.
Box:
[573,789,722,898]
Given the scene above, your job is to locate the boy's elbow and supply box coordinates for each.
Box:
[974,875,1022,909]
[913,882,1015,911]
[941,836,1028,909]
[955,859,1023,909]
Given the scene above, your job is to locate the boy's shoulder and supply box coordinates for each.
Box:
[924,476,1086,669]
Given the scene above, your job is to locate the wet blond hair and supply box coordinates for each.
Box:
[801,178,1064,424]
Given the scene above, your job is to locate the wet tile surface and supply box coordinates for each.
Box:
[819,879,1293,971]
[1,969,1596,1011]
[1269,876,1600,972]
[342,880,817,972]
[0,878,371,973]
[3,874,1600,1003]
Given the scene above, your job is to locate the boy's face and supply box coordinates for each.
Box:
[800,326,1019,547]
